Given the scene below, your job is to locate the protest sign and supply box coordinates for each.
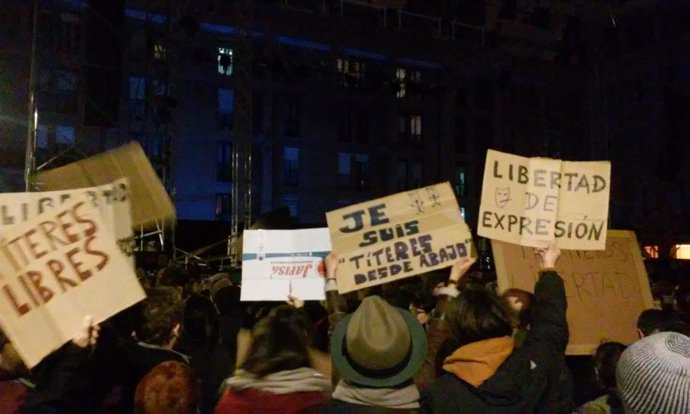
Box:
[492,230,653,355]
[478,149,611,250]
[0,195,146,367]
[240,228,331,301]
[0,179,134,257]
[35,141,175,230]
[326,182,472,294]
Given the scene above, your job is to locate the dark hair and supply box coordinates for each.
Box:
[637,309,672,337]
[593,342,626,413]
[446,285,514,347]
[137,287,184,346]
[594,342,626,389]
[240,305,311,377]
[212,286,241,317]
[181,295,219,345]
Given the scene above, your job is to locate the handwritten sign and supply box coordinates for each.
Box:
[240,229,331,301]
[326,182,472,294]
[0,179,134,258]
[35,141,175,230]
[478,149,611,250]
[0,195,146,367]
[492,230,653,355]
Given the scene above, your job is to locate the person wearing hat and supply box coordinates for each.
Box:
[310,254,427,412]
[421,241,570,413]
[616,331,690,414]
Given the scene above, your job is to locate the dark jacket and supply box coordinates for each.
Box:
[421,270,569,414]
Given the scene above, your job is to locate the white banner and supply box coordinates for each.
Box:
[241,229,332,301]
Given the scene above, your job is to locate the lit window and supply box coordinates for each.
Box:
[643,246,659,259]
[409,70,421,83]
[336,58,366,89]
[55,125,75,145]
[154,43,166,60]
[455,164,466,197]
[410,115,422,141]
[460,207,466,221]
[673,245,690,260]
[218,47,233,76]
[396,68,406,98]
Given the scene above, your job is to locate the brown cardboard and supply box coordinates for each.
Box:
[35,142,175,229]
[492,230,654,355]
[479,149,611,250]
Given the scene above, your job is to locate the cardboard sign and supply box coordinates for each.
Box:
[35,141,175,230]
[240,229,331,301]
[492,230,654,355]
[478,149,611,250]
[0,195,146,367]
[326,182,472,294]
[0,179,134,257]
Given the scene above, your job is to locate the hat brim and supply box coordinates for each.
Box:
[331,306,427,388]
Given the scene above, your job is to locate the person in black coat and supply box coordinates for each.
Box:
[421,241,569,413]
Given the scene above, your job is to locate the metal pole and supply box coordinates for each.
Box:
[24,0,39,191]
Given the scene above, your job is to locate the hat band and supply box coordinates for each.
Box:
[341,335,414,385]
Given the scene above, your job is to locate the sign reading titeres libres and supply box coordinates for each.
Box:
[0,195,145,368]
[326,182,472,294]
[478,149,611,250]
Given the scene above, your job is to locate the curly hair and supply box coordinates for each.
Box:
[136,287,184,346]
[135,361,200,414]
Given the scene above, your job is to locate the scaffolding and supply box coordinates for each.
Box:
[228,0,254,263]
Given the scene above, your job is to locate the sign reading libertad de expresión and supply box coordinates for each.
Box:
[478,150,611,250]
[326,182,472,294]
[0,195,145,368]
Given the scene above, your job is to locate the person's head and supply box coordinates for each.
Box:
[331,295,427,388]
[502,288,534,329]
[593,342,626,390]
[156,265,187,288]
[446,285,514,348]
[134,361,201,414]
[240,305,311,377]
[637,309,672,338]
[212,284,241,317]
[616,332,690,413]
[182,295,219,345]
[136,287,184,348]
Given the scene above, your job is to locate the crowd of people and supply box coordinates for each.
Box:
[1,242,689,413]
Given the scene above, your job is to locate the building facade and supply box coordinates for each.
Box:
[0,0,688,257]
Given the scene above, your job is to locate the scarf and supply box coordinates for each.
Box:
[443,336,514,387]
[332,379,420,409]
[225,367,331,395]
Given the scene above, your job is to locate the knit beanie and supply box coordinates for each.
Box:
[616,332,690,413]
